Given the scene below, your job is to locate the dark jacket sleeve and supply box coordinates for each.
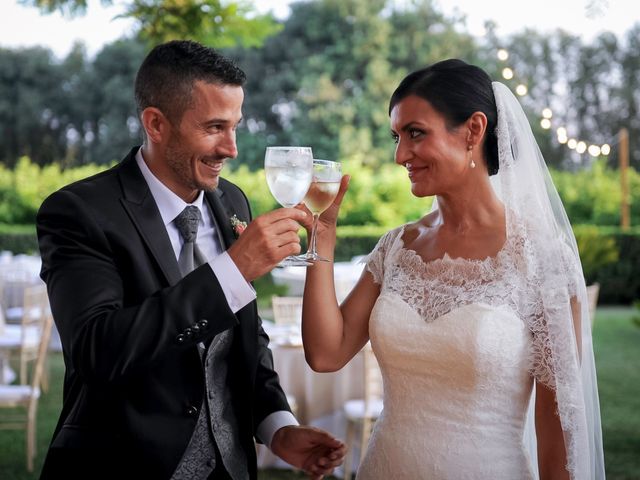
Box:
[37,187,238,385]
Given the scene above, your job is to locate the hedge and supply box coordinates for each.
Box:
[3,156,638,229]
[0,224,38,254]
[1,224,637,305]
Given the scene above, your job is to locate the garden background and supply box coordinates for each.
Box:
[0,0,638,478]
[1,0,639,303]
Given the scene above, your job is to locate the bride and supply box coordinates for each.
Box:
[300,59,605,479]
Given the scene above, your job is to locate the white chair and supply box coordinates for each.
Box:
[586,283,600,328]
[271,296,303,326]
[342,343,383,480]
[0,267,34,323]
[0,310,53,472]
[0,283,51,391]
[270,296,302,418]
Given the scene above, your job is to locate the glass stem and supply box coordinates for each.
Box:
[309,213,320,257]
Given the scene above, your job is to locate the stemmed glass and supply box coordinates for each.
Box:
[302,159,342,262]
[264,146,314,267]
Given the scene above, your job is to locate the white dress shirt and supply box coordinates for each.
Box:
[135,148,297,447]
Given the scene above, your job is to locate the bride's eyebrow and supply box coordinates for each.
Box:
[400,121,424,132]
[391,120,426,135]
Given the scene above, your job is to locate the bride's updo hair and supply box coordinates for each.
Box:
[389,59,499,176]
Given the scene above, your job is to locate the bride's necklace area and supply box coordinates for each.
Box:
[408,225,508,265]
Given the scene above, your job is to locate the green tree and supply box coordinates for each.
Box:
[12,0,640,174]
[487,24,640,170]
[0,47,66,166]
[230,0,477,170]
[20,0,281,48]
[80,39,147,164]
[616,24,640,170]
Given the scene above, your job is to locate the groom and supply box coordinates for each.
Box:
[36,40,345,479]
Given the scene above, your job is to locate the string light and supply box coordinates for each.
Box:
[588,145,601,157]
[495,46,613,158]
[516,84,528,96]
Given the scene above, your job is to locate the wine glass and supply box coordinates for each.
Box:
[302,159,342,262]
[264,146,314,267]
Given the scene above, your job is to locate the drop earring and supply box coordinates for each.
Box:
[467,145,476,168]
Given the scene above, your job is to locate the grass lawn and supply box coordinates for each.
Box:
[592,307,640,480]
[0,307,638,479]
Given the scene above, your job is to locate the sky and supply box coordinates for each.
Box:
[0,0,638,59]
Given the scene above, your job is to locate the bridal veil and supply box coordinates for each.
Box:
[491,82,605,479]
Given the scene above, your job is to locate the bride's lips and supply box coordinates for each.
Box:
[406,164,428,180]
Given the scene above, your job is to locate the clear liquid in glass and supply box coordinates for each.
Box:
[266,166,313,208]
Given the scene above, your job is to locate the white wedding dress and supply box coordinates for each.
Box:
[355,221,569,479]
[349,82,604,479]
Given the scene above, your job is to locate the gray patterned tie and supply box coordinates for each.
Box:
[175,206,205,276]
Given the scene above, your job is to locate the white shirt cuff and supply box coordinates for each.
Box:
[256,411,299,449]
[208,252,256,313]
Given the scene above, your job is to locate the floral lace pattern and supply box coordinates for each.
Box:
[365,215,581,393]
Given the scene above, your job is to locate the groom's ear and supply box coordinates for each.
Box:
[466,111,488,147]
[141,107,171,144]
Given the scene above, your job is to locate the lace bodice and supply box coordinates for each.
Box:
[365,215,582,391]
[366,223,526,324]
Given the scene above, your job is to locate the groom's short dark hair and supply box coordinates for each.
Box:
[134,40,246,126]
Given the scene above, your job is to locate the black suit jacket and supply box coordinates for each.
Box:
[36,147,290,479]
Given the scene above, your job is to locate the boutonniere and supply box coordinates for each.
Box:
[230,214,247,238]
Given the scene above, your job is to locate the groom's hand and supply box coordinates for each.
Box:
[271,425,346,479]
[227,208,309,281]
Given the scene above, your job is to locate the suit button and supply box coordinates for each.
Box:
[198,319,208,329]
[187,406,198,417]
[176,334,185,344]
[184,327,193,338]
[192,324,201,335]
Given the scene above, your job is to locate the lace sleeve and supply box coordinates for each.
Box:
[363,226,404,285]
[526,234,582,390]
[559,239,585,297]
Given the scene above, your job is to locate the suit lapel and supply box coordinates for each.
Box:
[205,189,236,250]
[206,186,257,340]
[118,151,182,286]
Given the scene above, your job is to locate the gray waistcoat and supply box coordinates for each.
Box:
[171,329,249,480]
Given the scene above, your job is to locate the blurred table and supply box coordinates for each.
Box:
[0,253,43,383]
[0,253,61,383]
[0,253,43,320]
[270,257,366,302]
